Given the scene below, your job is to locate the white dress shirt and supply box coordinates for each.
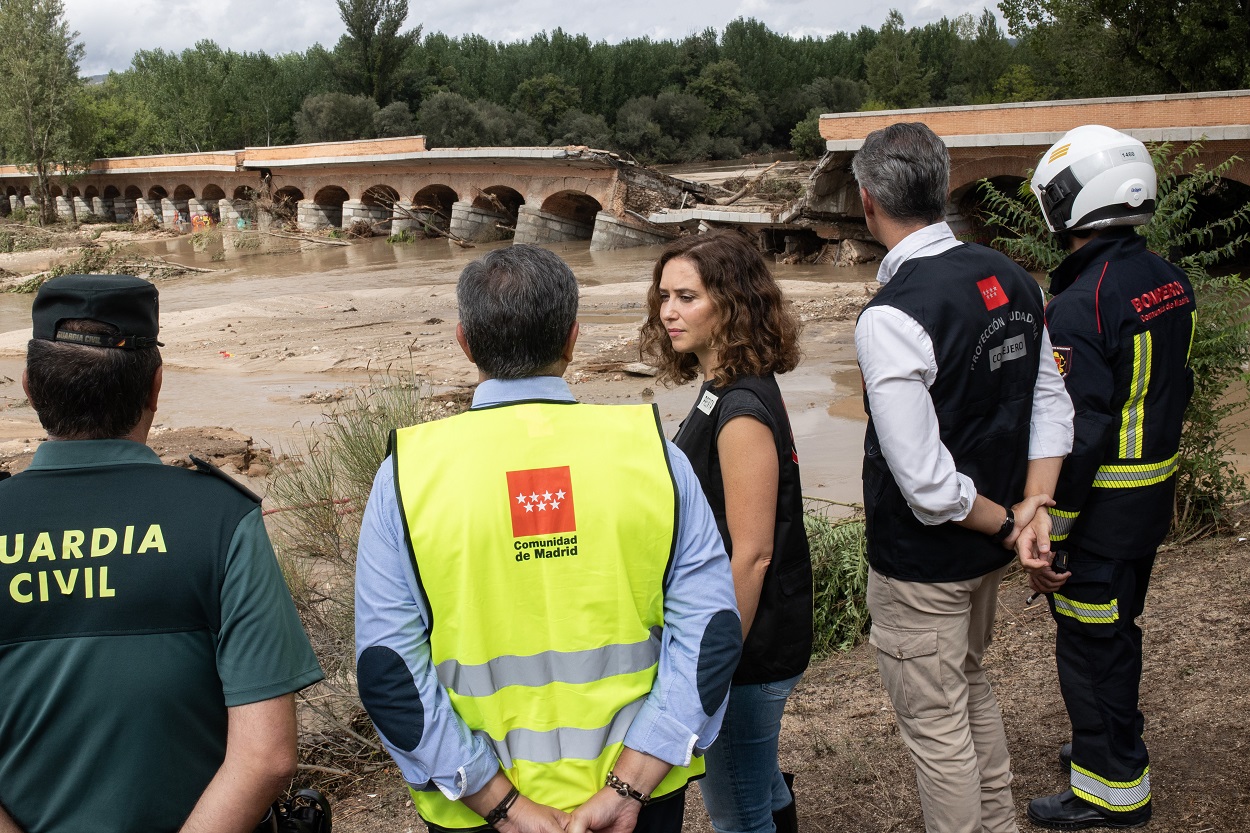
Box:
[854,222,1074,525]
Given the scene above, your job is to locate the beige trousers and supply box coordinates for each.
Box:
[866,565,1018,833]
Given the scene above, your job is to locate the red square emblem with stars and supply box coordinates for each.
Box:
[977,276,1009,311]
[507,466,576,538]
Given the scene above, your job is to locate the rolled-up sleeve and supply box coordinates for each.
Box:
[623,443,741,766]
[1029,324,1076,460]
[855,304,977,525]
[354,459,499,800]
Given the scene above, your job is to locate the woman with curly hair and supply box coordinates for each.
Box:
[641,229,813,833]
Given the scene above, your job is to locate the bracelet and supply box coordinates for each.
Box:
[605,771,651,806]
[483,785,520,828]
[989,506,1015,544]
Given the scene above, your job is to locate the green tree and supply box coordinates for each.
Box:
[864,10,930,109]
[686,59,759,136]
[790,109,826,159]
[992,64,1052,102]
[373,100,415,137]
[511,73,580,137]
[1001,0,1250,94]
[0,0,85,224]
[295,92,379,142]
[335,0,421,103]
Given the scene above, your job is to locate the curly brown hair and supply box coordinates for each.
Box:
[640,229,802,387]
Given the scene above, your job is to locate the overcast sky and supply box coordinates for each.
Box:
[65,0,1004,76]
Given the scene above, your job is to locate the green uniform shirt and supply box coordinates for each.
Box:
[0,440,323,833]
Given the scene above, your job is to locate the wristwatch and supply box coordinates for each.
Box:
[989,507,1015,544]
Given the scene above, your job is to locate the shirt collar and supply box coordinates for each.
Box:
[471,376,576,408]
[27,439,163,471]
[876,221,962,285]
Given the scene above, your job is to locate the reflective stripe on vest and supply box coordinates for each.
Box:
[1053,593,1119,624]
[436,627,663,698]
[1118,330,1152,459]
[392,401,700,829]
[1049,508,1080,542]
[1092,453,1178,489]
[1071,763,1151,812]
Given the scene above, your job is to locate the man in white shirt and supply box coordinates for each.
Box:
[853,122,1074,833]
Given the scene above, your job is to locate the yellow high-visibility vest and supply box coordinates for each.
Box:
[392,400,702,830]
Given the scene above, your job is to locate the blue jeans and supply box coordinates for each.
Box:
[700,673,802,833]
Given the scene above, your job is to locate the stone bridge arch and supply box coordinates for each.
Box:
[450,185,524,242]
[411,184,458,235]
[515,189,603,245]
[359,184,401,233]
[300,185,347,230]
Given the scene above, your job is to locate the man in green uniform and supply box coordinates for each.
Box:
[0,275,324,833]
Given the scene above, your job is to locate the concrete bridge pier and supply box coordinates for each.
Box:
[131,198,157,223]
[450,200,513,242]
[390,203,419,235]
[23,196,37,212]
[589,211,679,251]
[513,205,593,245]
[188,198,217,223]
[112,198,135,223]
[297,199,341,232]
[90,197,113,219]
[219,199,240,226]
[8,196,18,213]
[341,199,389,232]
[55,196,73,221]
[71,196,91,218]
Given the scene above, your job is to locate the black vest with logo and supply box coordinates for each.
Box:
[675,373,813,684]
[861,244,1043,582]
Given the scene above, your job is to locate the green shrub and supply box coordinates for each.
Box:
[269,373,463,773]
[805,499,869,657]
[387,229,416,244]
[978,141,1250,538]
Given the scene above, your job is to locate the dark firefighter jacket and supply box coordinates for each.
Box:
[1045,228,1195,558]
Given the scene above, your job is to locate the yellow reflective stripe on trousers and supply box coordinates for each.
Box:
[1049,508,1080,542]
[1071,764,1151,812]
[1118,330,1151,459]
[1053,593,1119,624]
[436,628,662,698]
[478,696,646,769]
[1092,454,1178,488]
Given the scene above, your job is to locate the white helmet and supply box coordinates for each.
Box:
[1031,125,1156,233]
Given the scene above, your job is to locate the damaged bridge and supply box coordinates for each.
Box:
[0,136,712,251]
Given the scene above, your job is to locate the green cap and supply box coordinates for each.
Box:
[32,274,162,349]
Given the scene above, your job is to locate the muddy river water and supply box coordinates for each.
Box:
[0,233,880,504]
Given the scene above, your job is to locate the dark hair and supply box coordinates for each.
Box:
[26,320,162,439]
[640,230,801,387]
[851,121,950,225]
[456,244,579,379]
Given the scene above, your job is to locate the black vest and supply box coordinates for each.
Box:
[861,244,1043,582]
[675,373,813,684]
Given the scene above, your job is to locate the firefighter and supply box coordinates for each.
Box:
[1024,125,1195,829]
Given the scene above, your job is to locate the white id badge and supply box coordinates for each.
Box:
[697,390,719,415]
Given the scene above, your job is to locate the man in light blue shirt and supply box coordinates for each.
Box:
[355,244,741,833]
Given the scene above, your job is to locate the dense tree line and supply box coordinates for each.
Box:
[3,0,1250,194]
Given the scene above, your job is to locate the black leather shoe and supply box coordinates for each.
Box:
[1027,789,1151,829]
[1060,742,1072,768]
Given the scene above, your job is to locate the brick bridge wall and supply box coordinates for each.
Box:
[812,90,1250,224]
